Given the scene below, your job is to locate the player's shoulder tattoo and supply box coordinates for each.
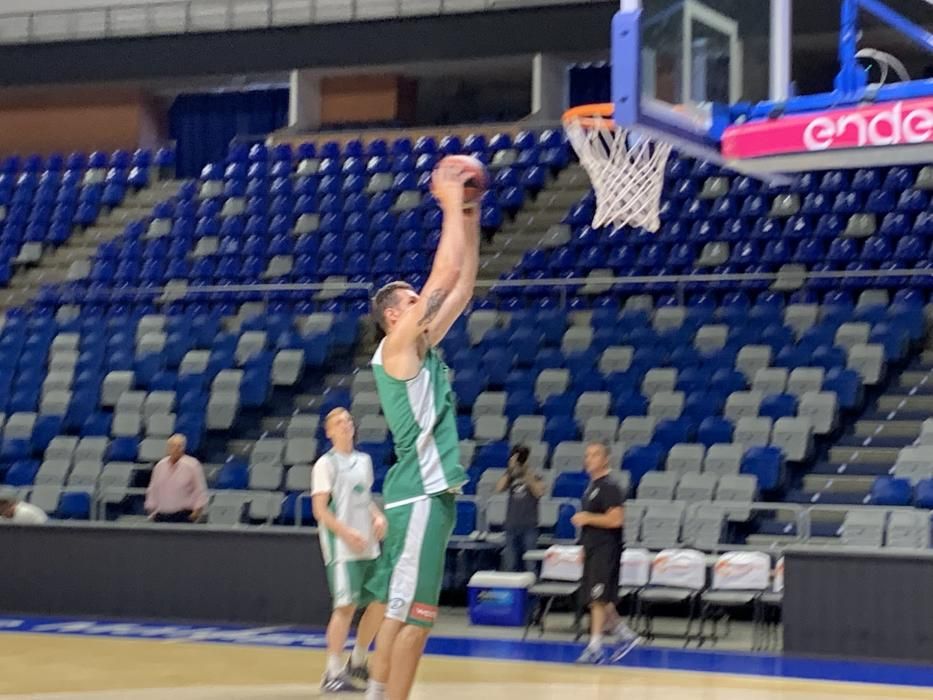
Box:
[418,288,449,326]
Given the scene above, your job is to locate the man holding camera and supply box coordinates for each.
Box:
[495,445,546,572]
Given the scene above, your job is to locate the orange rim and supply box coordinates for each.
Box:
[562,103,615,129]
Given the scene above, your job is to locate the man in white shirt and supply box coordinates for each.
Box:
[145,434,209,523]
[312,408,387,693]
[0,491,48,524]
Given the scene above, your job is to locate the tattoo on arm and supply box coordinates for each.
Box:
[418,289,449,327]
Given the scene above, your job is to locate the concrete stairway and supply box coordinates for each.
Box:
[478,163,590,282]
[0,179,184,310]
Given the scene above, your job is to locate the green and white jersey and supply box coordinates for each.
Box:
[372,340,467,507]
[311,449,379,564]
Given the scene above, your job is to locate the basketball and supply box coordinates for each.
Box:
[439,154,488,207]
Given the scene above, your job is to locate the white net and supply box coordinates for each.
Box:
[563,113,672,233]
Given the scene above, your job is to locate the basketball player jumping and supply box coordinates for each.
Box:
[366,159,477,700]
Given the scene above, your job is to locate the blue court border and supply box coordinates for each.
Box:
[2,615,933,689]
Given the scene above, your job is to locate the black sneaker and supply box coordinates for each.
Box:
[321,671,358,693]
[346,658,369,684]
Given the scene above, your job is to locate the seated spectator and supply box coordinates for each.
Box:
[145,434,208,524]
[0,490,48,525]
[495,445,545,571]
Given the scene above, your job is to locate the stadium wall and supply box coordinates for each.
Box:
[0,86,165,155]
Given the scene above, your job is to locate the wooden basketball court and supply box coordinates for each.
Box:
[0,632,929,700]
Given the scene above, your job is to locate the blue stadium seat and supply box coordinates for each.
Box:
[552,471,588,499]
[741,446,783,491]
[870,476,912,506]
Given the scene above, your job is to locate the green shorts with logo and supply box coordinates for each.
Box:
[369,492,456,628]
[326,557,381,609]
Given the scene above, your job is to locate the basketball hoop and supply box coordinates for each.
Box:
[562,103,672,233]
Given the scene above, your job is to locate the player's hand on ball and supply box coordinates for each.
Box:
[430,161,471,212]
[373,513,387,541]
[571,512,590,527]
[344,527,368,554]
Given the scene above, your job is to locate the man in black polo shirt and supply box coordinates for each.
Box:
[572,441,640,664]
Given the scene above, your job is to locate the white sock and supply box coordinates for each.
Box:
[326,654,344,677]
[351,644,368,667]
[588,634,603,650]
[366,680,386,700]
[612,621,636,638]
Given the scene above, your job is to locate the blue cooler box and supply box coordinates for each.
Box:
[467,571,536,627]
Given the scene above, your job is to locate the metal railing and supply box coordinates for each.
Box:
[0,0,602,45]
[30,265,933,312]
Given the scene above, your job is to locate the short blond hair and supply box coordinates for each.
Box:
[324,407,351,428]
[371,281,415,332]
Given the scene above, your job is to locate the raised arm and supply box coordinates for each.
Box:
[385,163,476,353]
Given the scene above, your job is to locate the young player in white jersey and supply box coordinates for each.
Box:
[312,408,388,692]
[365,160,478,700]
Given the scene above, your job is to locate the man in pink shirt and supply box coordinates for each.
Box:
[145,434,209,523]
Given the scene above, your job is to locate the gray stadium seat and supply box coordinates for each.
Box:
[111,412,142,438]
[207,493,249,526]
[623,295,654,313]
[207,392,239,430]
[583,416,619,443]
[137,332,166,355]
[648,391,684,420]
[473,392,506,420]
[510,415,545,444]
[235,332,267,365]
[535,369,570,403]
[272,350,305,386]
[357,416,388,444]
[485,493,508,530]
[524,442,549,472]
[143,391,175,418]
[893,446,933,483]
[676,473,718,503]
[296,158,320,176]
[637,472,676,500]
[847,344,885,384]
[665,443,705,478]
[294,212,320,234]
[351,370,376,396]
[180,350,210,375]
[733,417,773,450]
[248,491,284,522]
[770,417,813,462]
[212,369,244,393]
[192,237,219,257]
[886,510,930,549]
[68,460,103,487]
[752,368,788,395]
[285,465,312,492]
[29,485,61,514]
[703,444,743,477]
[287,415,319,439]
[4,412,36,440]
[40,391,71,416]
[300,313,335,336]
[694,324,728,353]
[574,392,610,422]
[599,346,633,374]
[642,368,677,396]
[101,372,134,407]
[735,346,771,380]
[285,438,317,467]
[682,504,726,550]
[653,306,685,332]
[715,474,758,521]
[917,165,933,191]
[609,442,628,471]
[146,413,175,438]
[468,311,500,345]
[623,499,648,545]
[392,190,421,212]
[617,416,657,447]
[561,327,593,355]
[724,391,763,422]
[51,333,80,353]
[787,367,825,397]
[459,440,476,471]
[844,213,876,238]
[351,391,382,417]
[74,437,108,464]
[784,304,819,339]
[769,193,800,217]
[835,322,871,351]
[551,442,585,474]
[116,391,146,414]
[99,462,134,490]
[45,436,78,464]
[249,464,284,491]
[798,391,838,435]
[263,255,293,279]
[475,416,508,443]
[640,502,686,549]
[49,350,78,372]
[476,468,505,509]
[36,460,70,487]
[42,370,74,395]
[251,439,286,467]
[138,437,166,463]
[840,509,886,547]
